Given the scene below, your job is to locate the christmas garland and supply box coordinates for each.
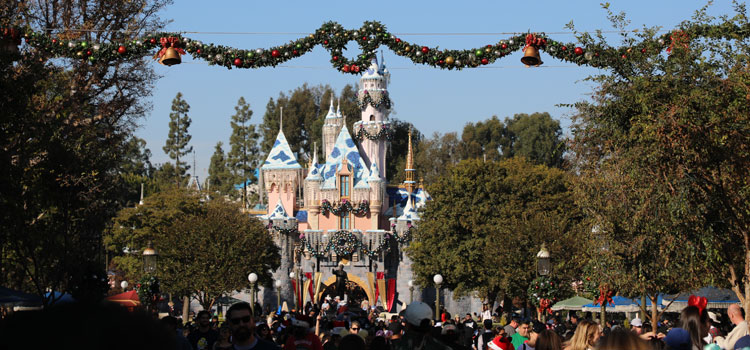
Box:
[269,224,299,236]
[5,20,750,72]
[296,226,414,259]
[355,124,393,141]
[527,276,564,314]
[320,199,369,216]
[356,90,392,110]
[135,275,160,310]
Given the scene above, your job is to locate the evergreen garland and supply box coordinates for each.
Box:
[135,275,160,310]
[321,199,369,216]
[355,124,393,141]
[6,20,750,72]
[356,90,392,110]
[294,226,413,259]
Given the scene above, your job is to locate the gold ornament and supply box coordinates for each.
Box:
[405,46,411,52]
[445,56,455,65]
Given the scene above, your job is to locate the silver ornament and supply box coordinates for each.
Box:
[216,54,223,61]
[508,39,514,45]
[256,48,263,54]
[354,31,359,36]
[68,41,75,48]
[584,51,594,60]
[135,40,142,46]
[495,50,501,56]
[468,53,476,61]
[284,52,289,57]
[658,38,665,45]
[455,60,462,66]
[416,51,422,56]
[93,44,100,51]
[548,46,556,53]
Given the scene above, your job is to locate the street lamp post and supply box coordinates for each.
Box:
[408,280,414,304]
[275,280,282,310]
[120,280,129,291]
[142,242,159,315]
[536,243,550,276]
[248,273,258,315]
[433,274,443,321]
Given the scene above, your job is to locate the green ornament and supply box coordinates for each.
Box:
[88,56,95,62]
[475,50,483,56]
[247,52,254,58]
[80,41,88,48]
[296,43,302,49]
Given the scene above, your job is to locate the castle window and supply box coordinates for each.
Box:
[369,115,375,121]
[340,215,350,230]
[340,175,349,197]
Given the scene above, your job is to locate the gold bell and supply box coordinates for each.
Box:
[521,46,543,67]
[159,47,181,66]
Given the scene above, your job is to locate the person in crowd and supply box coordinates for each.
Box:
[676,305,709,350]
[516,320,545,350]
[564,319,601,350]
[535,329,563,350]
[664,327,692,350]
[211,325,232,350]
[349,320,362,339]
[510,320,531,349]
[256,323,273,343]
[595,328,650,350]
[478,319,497,350]
[505,318,520,337]
[567,314,579,332]
[441,323,470,350]
[339,334,366,350]
[226,302,279,350]
[707,311,722,343]
[733,335,750,350]
[714,304,748,350]
[285,315,323,350]
[188,310,220,350]
[162,315,194,350]
[370,335,390,350]
[396,301,452,350]
[487,335,514,350]
[631,317,644,335]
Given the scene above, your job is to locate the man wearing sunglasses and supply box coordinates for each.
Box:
[226,302,280,350]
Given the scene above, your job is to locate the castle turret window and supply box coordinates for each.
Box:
[340,175,350,197]
[340,215,350,230]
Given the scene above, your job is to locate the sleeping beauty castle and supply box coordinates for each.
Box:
[251,56,480,314]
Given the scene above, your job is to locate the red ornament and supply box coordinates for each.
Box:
[574,47,583,55]
[52,39,57,44]
[621,54,627,59]
[149,38,156,45]
[421,46,429,53]
[86,50,92,56]
[438,60,444,65]
[486,45,492,48]
[362,36,368,41]
[117,45,126,54]
[481,58,488,65]
[641,48,647,53]
[333,56,338,61]
[501,43,508,49]
[561,46,567,51]
[293,50,298,55]
[271,50,280,58]
[395,38,401,43]
[324,40,328,45]
[196,49,201,54]
[234,58,242,67]
[352,65,360,73]
[342,65,350,72]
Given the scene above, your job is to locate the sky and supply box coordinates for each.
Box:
[136,0,737,182]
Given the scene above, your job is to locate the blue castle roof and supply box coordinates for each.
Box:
[320,125,369,189]
[261,129,301,170]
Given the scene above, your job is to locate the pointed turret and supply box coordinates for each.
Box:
[404,128,416,194]
[261,117,301,219]
[323,97,345,161]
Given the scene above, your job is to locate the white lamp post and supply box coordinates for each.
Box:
[248,273,258,315]
[120,280,129,291]
[536,244,551,276]
[433,274,443,320]
[275,279,282,309]
[408,280,414,304]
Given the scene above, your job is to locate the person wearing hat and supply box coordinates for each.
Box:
[515,321,545,350]
[487,335,513,350]
[395,301,452,350]
[284,315,323,350]
[630,317,643,335]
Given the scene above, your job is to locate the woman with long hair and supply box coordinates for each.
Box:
[677,305,709,350]
[595,328,650,350]
[565,319,602,350]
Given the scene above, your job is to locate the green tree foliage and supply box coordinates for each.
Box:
[227,97,260,205]
[413,132,461,184]
[104,190,280,310]
[0,0,168,304]
[458,116,506,161]
[163,92,193,180]
[568,6,750,324]
[387,119,423,183]
[208,142,234,196]
[408,158,580,303]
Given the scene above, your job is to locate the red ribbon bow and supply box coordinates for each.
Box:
[596,286,615,306]
[524,34,546,51]
[688,295,707,315]
[538,298,552,315]
[155,36,186,59]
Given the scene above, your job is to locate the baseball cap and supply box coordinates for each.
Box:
[631,317,643,327]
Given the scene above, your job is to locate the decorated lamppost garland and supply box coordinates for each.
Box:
[4,20,750,72]
[320,199,370,216]
[354,123,393,141]
[135,275,160,311]
[527,276,565,315]
[356,90,392,110]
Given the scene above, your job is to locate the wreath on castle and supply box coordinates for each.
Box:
[321,199,369,216]
[354,124,393,141]
[356,90,392,111]
[296,226,414,259]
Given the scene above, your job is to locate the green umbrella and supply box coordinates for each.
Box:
[551,296,593,311]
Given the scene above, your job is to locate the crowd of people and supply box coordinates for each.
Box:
[170,296,750,350]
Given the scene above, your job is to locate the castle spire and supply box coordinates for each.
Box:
[280,106,283,129]
[404,128,416,194]
[310,142,318,167]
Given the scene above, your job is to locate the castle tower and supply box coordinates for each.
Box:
[322,99,344,162]
[404,129,416,194]
[354,55,391,179]
[304,143,323,229]
[261,121,301,217]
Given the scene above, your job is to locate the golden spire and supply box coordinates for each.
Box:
[405,128,416,193]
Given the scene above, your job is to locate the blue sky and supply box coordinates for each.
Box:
[136,0,736,181]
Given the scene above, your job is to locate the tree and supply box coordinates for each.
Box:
[227,97,260,207]
[408,158,580,305]
[505,113,565,168]
[104,190,280,311]
[163,92,192,183]
[387,119,423,183]
[568,7,749,325]
[208,142,234,196]
[0,0,168,305]
[458,116,506,161]
[413,132,462,184]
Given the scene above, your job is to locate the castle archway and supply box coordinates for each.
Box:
[317,274,375,306]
